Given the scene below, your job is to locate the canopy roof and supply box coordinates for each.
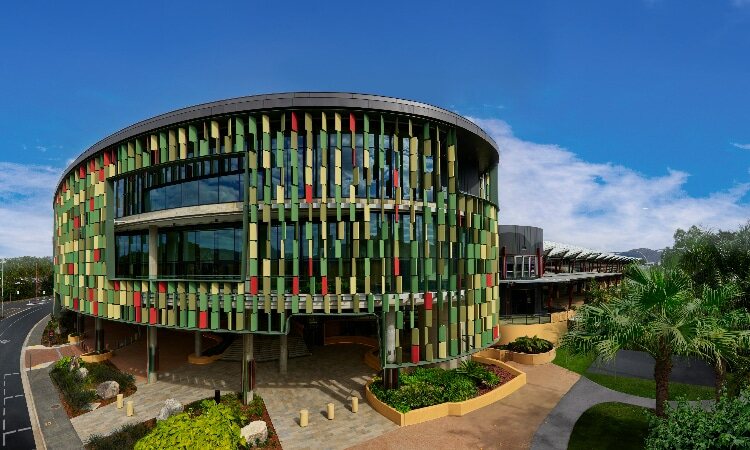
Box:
[543,240,641,263]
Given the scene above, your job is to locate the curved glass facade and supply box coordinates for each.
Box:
[53,94,500,368]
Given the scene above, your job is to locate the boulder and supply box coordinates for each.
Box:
[156,398,184,421]
[76,367,88,380]
[241,420,268,447]
[95,381,120,400]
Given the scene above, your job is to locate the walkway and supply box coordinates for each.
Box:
[531,377,654,450]
[351,361,581,450]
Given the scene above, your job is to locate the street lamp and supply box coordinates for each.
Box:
[1,258,4,318]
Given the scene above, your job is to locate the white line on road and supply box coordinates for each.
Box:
[2,426,31,446]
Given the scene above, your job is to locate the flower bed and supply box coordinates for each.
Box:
[366,355,526,426]
[130,393,281,449]
[50,356,136,418]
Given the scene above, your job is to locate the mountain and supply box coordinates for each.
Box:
[616,248,662,264]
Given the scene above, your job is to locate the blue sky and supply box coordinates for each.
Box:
[1,0,750,256]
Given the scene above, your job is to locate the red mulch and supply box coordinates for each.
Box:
[475,364,517,396]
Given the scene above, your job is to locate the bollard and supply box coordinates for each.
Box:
[326,403,335,420]
[351,396,358,413]
[126,400,134,417]
[116,394,123,409]
[299,409,308,427]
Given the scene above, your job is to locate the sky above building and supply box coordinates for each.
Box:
[1,0,749,257]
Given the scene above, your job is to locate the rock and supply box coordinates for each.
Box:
[95,381,120,400]
[156,398,183,421]
[241,421,268,447]
[76,367,88,380]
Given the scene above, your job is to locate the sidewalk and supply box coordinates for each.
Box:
[24,316,83,449]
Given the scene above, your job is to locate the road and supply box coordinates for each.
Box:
[0,297,52,449]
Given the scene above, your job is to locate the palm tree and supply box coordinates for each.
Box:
[697,284,750,397]
[563,265,745,417]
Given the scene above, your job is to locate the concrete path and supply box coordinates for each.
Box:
[352,361,581,450]
[70,379,217,444]
[531,377,654,450]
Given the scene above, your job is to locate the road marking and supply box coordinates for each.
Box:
[0,341,8,345]
[3,427,32,446]
[0,305,47,339]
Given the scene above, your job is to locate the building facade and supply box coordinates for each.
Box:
[53,93,501,380]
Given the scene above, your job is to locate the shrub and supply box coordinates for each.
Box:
[370,366,479,412]
[507,336,553,354]
[645,389,750,449]
[457,360,500,387]
[135,402,244,449]
[87,363,135,390]
[87,421,154,450]
[50,361,96,412]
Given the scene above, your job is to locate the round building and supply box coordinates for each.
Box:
[53,92,500,388]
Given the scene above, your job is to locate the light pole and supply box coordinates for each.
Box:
[1,258,4,319]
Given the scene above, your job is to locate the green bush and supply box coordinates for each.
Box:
[507,335,553,354]
[370,366,480,413]
[645,389,750,449]
[135,402,244,449]
[86,421,154,450]
[50,360,97,412]
[456,360,500,387]
[86,363,135,390]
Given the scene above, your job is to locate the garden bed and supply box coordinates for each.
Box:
[367,355,526,426]
[50,357,137,418]
[128,393,280,449]
[40,311,76,346]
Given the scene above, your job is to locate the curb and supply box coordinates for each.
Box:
[21,314,50,450]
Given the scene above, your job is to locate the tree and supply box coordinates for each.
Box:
[563,265,745,417]
[1,256,53,301]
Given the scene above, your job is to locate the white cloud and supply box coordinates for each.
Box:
[470,118,750,252]
[0,162,61,257]
[732,142,750,150]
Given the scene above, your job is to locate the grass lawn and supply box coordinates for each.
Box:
[552,347,715,400]
[568,402,652,450]
[552,347,597,375]
[585,373,715,400]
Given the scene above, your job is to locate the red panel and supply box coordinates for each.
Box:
[158,282,167,293]
[321,276,328,295]
[74,216,80,229]
[199,311,208,329]
[134,292,142,308]
[308,258,313,276]
[395,205,399,220]
[393,169,399,187]
[486,274,493,287]
[93,301,98,316]
[411,345,420,363]
[135,307,141,322]
[114,281,120,291]
[67,263,74,275]
[250,277,258,295]
[291,111,298,132]
[149,307,157,325]
[349,112,355,133]
[79,165,85,178]
[98,168,105,182]
[94,249,100,262]
[89,198,94,211]
[493,325,499,340]
[292,276,299,295]
[73,298,79,310]
[103,151,111,166]
[394,258,400,276]
[305,185,313,203]
[88,288,94,301]
[424,291,433,310]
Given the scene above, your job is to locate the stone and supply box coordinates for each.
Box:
[95,381,120,400]
[156,398,184,421]
[240,420,268,447]
[76,367,88,380]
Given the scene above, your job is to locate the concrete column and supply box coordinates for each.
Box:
[147,326,158,384]
[241,333,255,404]
[194,331,202,357]
[95,317,104,353]
[383,311,399,389]
[148,226,158,279]
[279,334,288,375]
